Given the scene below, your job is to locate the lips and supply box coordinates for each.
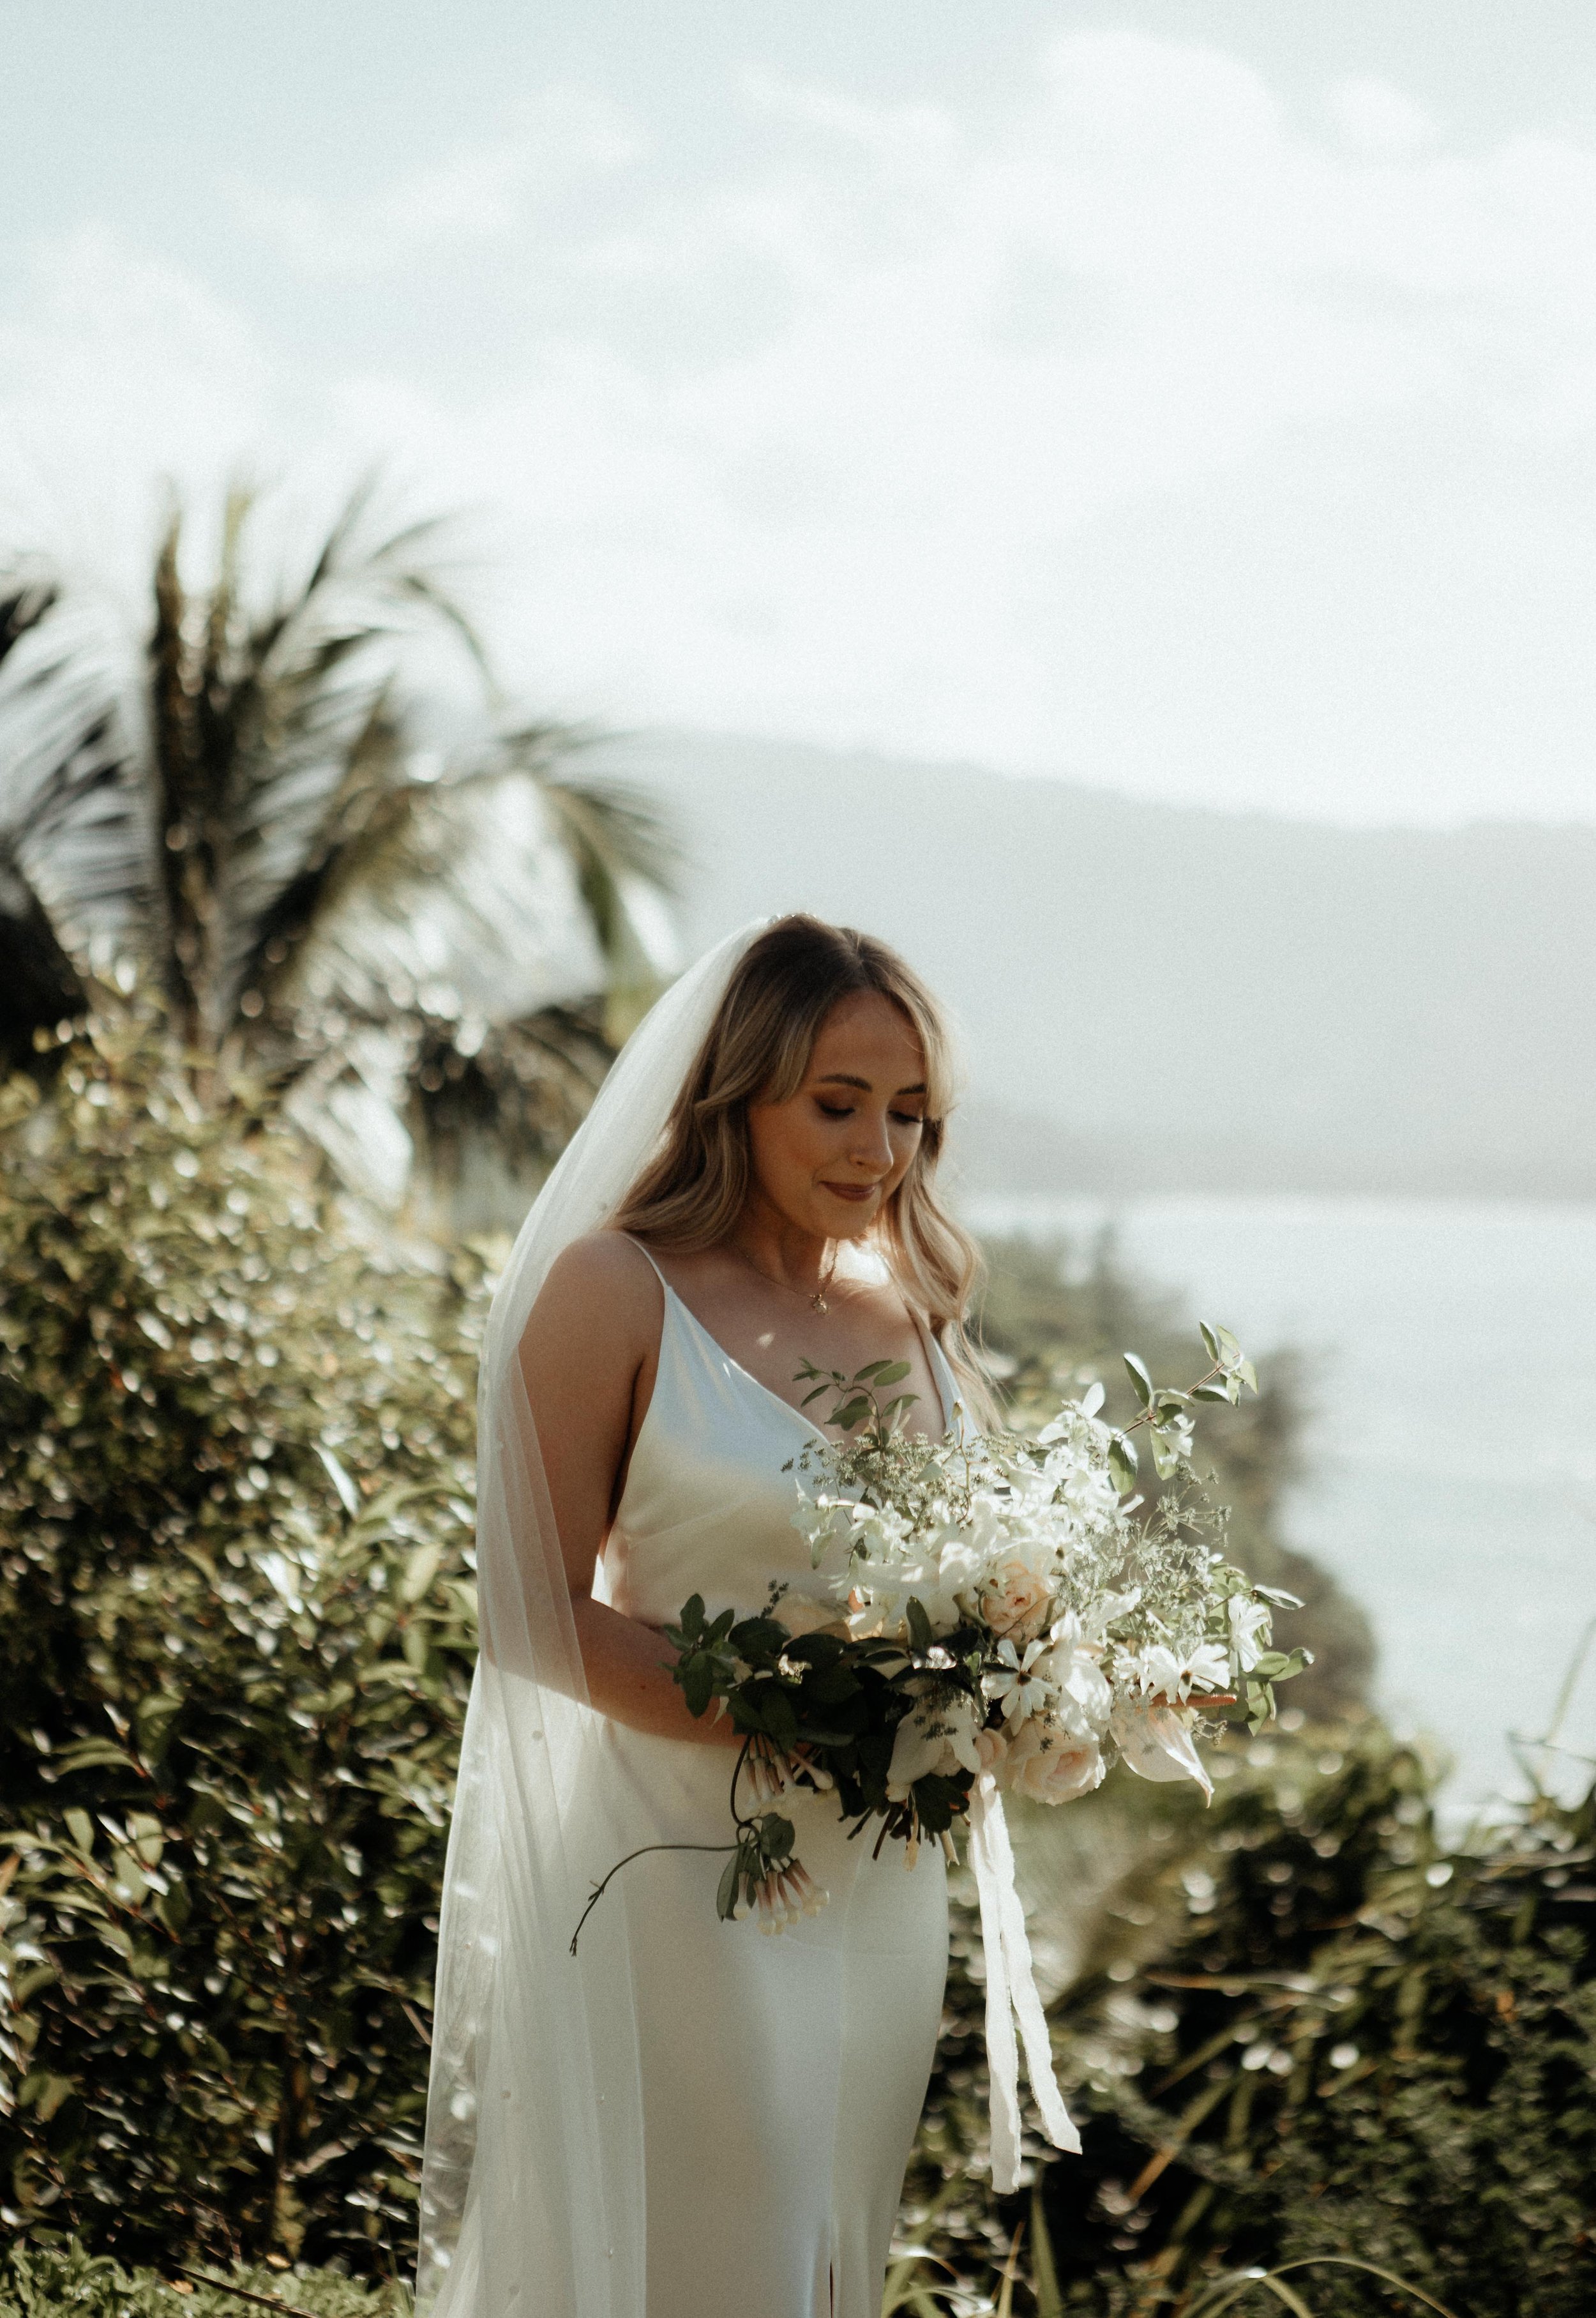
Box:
[822,1182,878,1204]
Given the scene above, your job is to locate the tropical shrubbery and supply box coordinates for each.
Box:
[904,1726,1596,2315]
[0,1031,483,2267]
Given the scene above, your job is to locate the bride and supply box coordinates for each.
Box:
[418,915,1027,2318]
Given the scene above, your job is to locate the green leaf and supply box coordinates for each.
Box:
[1199,1321,1219,1362]
[906,1597,934,1653]
[758,1813,795,1864]
[1124,1352,1154,1406]
[716,1857,741,1920]
[1108,1434,1138,1494]
[730,1616,788,1662]
[64,1808,94,1856]
[400,1542,443,1604]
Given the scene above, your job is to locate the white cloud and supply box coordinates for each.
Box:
[4,31,1596,822]
[226,86,645,276]
[1327,75,1438,156]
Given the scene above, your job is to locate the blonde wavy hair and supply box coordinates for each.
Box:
[612,914,990,1404]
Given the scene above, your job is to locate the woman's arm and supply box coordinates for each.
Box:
[516,1232,739,1746]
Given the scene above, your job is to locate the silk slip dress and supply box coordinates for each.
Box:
[587,1249,952,2318]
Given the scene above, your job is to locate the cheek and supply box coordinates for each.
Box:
[749,1102,827,1185]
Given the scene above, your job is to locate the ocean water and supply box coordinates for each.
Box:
[963,1194,1596,1820]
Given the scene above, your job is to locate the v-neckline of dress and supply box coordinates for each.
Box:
[657,1275,954,1441]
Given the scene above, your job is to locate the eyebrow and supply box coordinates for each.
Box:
[817,1073,928,1096]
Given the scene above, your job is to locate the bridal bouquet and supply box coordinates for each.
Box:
[644,1326,1309,1935]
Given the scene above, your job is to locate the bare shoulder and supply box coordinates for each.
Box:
[523,1230,663,1353]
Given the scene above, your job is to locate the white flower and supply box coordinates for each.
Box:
[1228,1593,1272,1676]
[746,1859,830,1934]
[984,1637,1053,1727]
[886,1688,982,1798]
[1034,1622,1113,1739]
[1003,1718,1105,1806]
[1132,1640,1230,1702]
[1110,1699,1212,1801]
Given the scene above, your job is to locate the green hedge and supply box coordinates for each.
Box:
[0,1039,483,2268]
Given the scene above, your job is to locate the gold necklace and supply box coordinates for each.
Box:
[729,1239,840,1314]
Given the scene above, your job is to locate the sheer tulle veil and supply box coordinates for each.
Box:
[416,920,769,2318]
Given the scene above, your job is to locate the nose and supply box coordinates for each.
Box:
[851,1109,895,1173]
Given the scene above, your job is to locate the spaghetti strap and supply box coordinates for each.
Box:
[619,1232,671,1289]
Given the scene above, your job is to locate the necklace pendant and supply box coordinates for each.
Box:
[812,1292,829,1314]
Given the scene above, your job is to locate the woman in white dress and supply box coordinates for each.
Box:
[418,916,1057,2318]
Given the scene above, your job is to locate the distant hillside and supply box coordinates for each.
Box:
[606,729,1596,1201]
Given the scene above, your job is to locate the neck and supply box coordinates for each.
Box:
[728,1198,838,1294]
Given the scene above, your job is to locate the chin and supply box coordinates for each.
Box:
[821,1199,882,1238]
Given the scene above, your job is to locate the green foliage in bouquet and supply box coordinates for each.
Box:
[0,1032,485,2269]
[903,1728,1596,2317]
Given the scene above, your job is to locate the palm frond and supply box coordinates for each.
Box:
[530,759,680,968]
[0,589,148,962]
[228,693,423,1016]
[0,840,86,1071]
[406,1001,614,1230]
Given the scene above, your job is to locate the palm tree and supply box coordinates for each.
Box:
[0,480,673,1209]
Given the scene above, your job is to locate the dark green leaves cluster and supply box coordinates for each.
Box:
[664,1592,973,1846]
[0,1036,486,2271]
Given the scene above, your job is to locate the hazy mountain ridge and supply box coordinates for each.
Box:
[608,730,1596,1201]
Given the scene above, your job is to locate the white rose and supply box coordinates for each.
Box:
[977,1550,1055,1641]
[1002,1717,1105,1807]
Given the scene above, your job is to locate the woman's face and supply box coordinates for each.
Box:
[746,991,929,1241]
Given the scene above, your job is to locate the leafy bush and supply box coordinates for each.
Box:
[0,1034,484,2269]
[0,2239,404,2318]
[905,1729,1596,2315]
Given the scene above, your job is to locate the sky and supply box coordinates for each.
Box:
[3,2,1596,826]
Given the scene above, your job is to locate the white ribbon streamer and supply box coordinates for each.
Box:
[967,1772,1081,2192]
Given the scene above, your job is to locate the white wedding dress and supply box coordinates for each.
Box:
[585,1248,952,2317]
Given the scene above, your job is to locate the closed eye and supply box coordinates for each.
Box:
[816,1100,926,1125]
